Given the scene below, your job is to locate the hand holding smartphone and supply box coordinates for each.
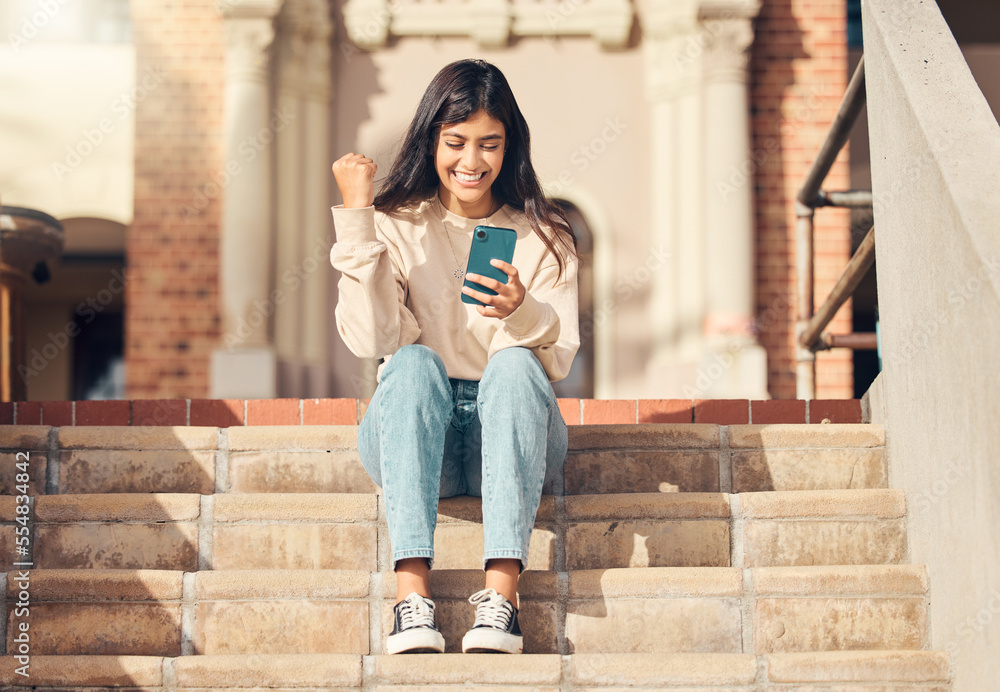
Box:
[461,226,518,306]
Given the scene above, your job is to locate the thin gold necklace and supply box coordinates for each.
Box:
[443,197,503,280]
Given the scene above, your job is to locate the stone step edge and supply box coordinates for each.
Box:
[0,489,906,522]
[0,422,884,454]
[0,651,951,687]
[1,565,930,602]
[1,398,865,428]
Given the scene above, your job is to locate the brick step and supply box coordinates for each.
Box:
[2,424,886,496]
[1,397,866,428]
[0,651,950,689]
[1,490,906,571]
[3,565,929,657]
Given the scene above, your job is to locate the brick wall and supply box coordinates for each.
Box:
[0,398,865,426]
[127,1,225,398]
[750,0,854,399]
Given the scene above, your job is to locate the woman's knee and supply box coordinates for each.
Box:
[483,347,546,382]
[480,348,552,409]
[382,344,448,384]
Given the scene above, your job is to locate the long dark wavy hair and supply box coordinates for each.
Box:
[374,59,577,280]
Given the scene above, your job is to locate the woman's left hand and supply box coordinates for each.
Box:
[464,260,526,319]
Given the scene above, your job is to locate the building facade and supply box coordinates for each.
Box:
[2,0,867,401]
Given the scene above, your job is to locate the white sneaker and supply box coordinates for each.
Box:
[461,588,523,654]
[386,592,446,654]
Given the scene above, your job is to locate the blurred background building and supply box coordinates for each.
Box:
[0,0,996,402]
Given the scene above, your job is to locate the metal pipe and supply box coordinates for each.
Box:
[800,225,876,350]
[795,203,815,323]
[795,202,817,399]
[815,189,874,208]
[796,55,867,207]
[818,332,879,350]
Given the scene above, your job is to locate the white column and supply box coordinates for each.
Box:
[211,0,282,399]
[703,17,756,332]
[699,12,768,398]
[274,0,309,396]
[640,0,706,392]
[301,0,334,397]
[641,0,766,398]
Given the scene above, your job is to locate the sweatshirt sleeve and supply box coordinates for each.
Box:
[329,205,421,359]
[488,252,580,382]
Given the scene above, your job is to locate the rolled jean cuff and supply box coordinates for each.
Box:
[392,548,435,572]
[482,549,528,573]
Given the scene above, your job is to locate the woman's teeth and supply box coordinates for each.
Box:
[455,171,484,182]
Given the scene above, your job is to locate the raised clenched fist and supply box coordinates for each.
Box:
[332,153,378,208]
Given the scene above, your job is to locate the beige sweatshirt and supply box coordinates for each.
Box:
[330,195,579,382]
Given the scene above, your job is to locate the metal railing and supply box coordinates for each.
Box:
[795,55,878,399]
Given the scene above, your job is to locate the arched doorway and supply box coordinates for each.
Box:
[22,217,126,400]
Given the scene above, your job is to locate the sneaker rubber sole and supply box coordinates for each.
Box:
[461,627,523,654]
[387,627,446,654]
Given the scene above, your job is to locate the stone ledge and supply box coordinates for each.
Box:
[437,495,557,524]
[738,489,905,519]
[58,426,219,450]
[6,569,183,601]
[34,493,202,522]
[729,424,884,449]
[569,567,742,599]
[570,652,757,686]
[751,565,928,596]
[193,570,370,600]
[373,687,558,692]
[566,493,732,521]
[0,425,51,449]
[212,494,378,523]
[0,651,954,687]
[568,424,720,450]
[173,653,362,688]
[371,654,562,685]
[0,655,164,686]
[227,425,358,452]
[380,568,558,599]
[765,650,951,682]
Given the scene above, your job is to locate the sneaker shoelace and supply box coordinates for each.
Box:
[468,588,513,630]
[398,593,436,630]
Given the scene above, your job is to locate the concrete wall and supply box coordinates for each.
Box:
[863,1,1000,689]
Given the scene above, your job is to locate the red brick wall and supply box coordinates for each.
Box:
[128,1,225,398]
[0,398,864,426]
[750,0,853,399]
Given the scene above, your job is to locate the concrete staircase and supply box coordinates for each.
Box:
[0,422,952,689]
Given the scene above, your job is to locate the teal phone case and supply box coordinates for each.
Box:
[461,226,517,306]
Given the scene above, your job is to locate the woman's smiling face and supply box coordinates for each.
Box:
[434,109,506,218]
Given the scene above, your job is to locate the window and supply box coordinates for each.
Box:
[847,0,862,48]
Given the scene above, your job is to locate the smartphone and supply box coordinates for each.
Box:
[461,225,518,306]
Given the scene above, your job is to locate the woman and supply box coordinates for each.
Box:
[330,58,579,654]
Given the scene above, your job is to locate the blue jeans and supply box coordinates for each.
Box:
[358,344,567,571]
